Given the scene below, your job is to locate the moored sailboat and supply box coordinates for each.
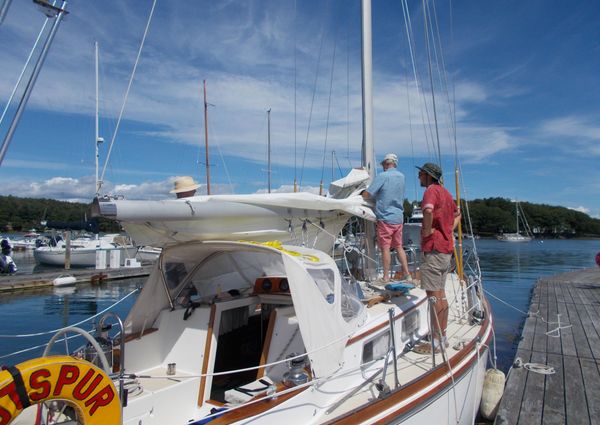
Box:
[497,200,532,242]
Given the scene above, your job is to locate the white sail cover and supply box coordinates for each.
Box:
[93,187,375,251]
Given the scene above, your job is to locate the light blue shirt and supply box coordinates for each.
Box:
[366,168,405,224]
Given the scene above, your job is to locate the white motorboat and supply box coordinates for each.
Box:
[33,234,138,267]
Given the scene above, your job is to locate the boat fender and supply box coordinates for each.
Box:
[0,355,120,425]
[479,368,506,420]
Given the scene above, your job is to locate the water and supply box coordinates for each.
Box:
[1,239,598,372]
[0,278,142,365]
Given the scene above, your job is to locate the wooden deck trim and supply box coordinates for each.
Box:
[256,308,277,379]
[208,385,306,425]
[198,304,216,406]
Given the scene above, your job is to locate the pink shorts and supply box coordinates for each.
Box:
[377,222,404,250]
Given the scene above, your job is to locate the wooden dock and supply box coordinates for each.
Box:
[495,267,600,424]
[0,265,153,293]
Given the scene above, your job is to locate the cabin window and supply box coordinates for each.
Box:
[165,262,187,289]
[362,332,390,364]
[401,311,420,342]
[340,277,364,322]
[307,268,335,304]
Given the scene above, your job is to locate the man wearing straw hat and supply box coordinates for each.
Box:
[362,153,411,285]
[171,176,200,198]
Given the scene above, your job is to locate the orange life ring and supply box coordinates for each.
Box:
[0,355,120,425]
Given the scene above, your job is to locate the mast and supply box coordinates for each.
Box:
[361,0,376,280]
[94,42,104,196]
[361,0,374,178]
[515,201,520,234]
[203,80,211,195]
[267,108,271,194]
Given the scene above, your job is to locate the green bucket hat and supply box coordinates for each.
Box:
[416,162,443,181]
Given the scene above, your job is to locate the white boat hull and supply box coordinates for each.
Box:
[34,246,138,267]
[496,233,532,242]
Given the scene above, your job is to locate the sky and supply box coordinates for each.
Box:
[0,0,599,218]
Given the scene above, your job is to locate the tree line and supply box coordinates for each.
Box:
[1,195,599,238]
[0,195,120,233]
[403,197,600,238]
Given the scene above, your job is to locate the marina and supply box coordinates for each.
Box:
[1,0,600,423]
[495,267,600,425]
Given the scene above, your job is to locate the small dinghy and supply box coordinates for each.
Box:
[52,274,76,286]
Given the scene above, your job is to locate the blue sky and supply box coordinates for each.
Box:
[0,0,599,218]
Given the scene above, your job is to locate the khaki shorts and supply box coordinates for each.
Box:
[420,251,452,292]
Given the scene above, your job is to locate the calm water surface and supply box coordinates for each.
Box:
[1,239,598,371]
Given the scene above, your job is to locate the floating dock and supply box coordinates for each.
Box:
[495,267,600,424]
[0,265,153,293]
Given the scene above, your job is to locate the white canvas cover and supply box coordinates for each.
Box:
[92,172,376,250]
[123,241,364,378]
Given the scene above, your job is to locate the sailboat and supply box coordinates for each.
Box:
[497,200,533,242]
[1,2,495,425]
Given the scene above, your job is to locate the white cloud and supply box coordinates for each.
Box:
[568,206,590,214]
[539,116,600,156]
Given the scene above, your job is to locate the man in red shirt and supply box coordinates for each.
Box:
[414,163,460,354]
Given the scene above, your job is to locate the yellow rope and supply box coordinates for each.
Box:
[239,240,320,262]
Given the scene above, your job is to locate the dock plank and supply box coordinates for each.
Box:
[519,350,546,425]
[495,267,600,425]
[542,353,565,425]
[564,355,588,425]
[580,358,600,423]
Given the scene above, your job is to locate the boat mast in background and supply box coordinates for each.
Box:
[203,80,211,195]
[94,41,104,196]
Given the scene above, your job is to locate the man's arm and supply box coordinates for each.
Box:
[361,190,372,200]
[453,208,462,230]
[422,207,434,237]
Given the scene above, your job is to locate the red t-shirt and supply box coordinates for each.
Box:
[421,184,457,254]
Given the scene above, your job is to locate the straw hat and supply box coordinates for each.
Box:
[170,176,200,193]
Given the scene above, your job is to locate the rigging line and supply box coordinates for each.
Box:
[403,29,419,202]
[208,113,234,194]
[422,0,442,166]
[401,0,435,160]
[0,3,52,127]
[99,0,158,191]
[428,5,455,159]
[429,0,458,161]
[332,150,344,178]
[298,14,327,189]
[320,23,339,183]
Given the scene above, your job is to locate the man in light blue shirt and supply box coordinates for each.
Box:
[362,153,411,283]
